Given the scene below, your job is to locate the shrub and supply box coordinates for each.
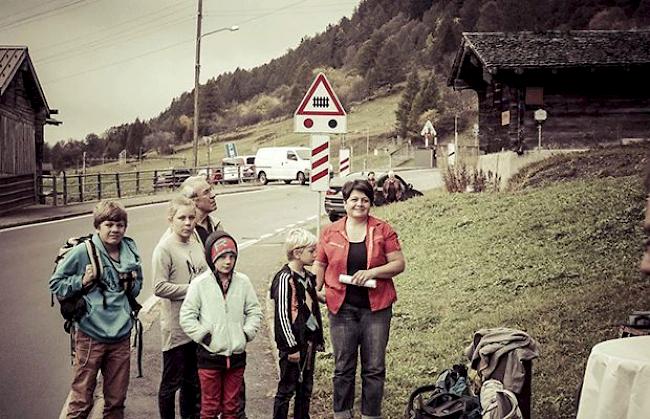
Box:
[444,165,500,193]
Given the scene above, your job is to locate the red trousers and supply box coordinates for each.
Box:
[198,367,245,419]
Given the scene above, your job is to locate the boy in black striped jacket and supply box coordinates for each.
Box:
[270,228,324,419]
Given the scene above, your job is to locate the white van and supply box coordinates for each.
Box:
[255,147,311,185]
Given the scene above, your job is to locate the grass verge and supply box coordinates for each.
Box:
[310,172,648,418]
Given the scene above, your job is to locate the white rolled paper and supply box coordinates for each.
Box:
[339,274,377,288]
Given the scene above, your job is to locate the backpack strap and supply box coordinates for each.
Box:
[84,239,107,309]
[84,239,103,279]
[405,384,439,419]
[132,317,144,377]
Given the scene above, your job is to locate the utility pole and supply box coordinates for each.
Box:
[192,11,238,172]
[82,151,86,196]
[364,127,369,170]
[192,0,203,171]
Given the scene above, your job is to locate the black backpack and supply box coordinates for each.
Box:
[51,235,106,332]
[50,235,144,376]
[405,365,481,419]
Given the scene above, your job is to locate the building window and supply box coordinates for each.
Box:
[525,87,543,106]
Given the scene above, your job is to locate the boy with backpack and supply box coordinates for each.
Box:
[270,228,324,419]
[49,200,143,419]
[179,231,262,419]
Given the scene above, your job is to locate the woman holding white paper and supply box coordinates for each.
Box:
[314,179,405,419]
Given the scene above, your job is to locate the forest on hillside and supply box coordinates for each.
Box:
[46,0,650,170]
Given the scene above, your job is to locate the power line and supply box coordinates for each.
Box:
[36,0,351,63]
[0,0,102,32]
[31,0,190,55]
[41,0,359,84]
[35,14,195,65]
[43,38,193,85]
[0,0,71,25]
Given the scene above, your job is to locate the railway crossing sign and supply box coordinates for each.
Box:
[294,73,347,134]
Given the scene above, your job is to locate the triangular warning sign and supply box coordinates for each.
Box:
[295,73,346,116]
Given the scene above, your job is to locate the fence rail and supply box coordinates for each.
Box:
[38,166,255,206]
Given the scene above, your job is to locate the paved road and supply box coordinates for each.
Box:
[0,184,315,419]
[0,168,441,418]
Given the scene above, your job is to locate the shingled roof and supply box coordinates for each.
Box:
[0,46,50,114]
[449,30,650,86]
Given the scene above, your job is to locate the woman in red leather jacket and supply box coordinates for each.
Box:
[314,179,405,419]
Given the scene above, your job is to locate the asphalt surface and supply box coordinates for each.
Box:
[0,168,441,418]
[0,185,282,419]
[0,183,259,230]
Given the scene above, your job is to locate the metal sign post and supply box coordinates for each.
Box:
[534,109,547,151]
[317,191,322,238]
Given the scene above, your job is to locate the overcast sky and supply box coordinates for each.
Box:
[1,0,361,143]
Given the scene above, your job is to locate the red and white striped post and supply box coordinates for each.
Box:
[339,148,350,177]
[310,135,330,236]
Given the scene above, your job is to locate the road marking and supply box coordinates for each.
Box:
[239,239,257,250]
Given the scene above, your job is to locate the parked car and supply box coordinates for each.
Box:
[324,171,423,222]
[153,168,192,190]
[255,146,311,185]
[241,155,256,182]
[222,157,242,184]
[220,155,256,184]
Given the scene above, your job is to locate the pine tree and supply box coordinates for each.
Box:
[125,118,145,155]
[409,72,440,136]
[372,37,404,88]
[395,70,420,138]
[635,0,650,27]
[477,1,505,31]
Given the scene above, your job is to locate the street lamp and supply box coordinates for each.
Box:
[192,0,239,170]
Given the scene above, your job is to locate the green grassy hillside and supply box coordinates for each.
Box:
[311,149,649,418]
[87,93,403,175]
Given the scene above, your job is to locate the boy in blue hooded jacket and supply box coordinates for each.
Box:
[50,200,143,419]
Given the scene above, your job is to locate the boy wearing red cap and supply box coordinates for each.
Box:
[180,231,262,419]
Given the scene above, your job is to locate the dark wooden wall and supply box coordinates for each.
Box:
[477,66,650,152]
[0,173,35,214]
[0,66,39,176]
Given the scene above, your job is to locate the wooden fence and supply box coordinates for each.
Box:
[38,166,254,206]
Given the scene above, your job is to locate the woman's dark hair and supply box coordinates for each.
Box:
[342,179,374,205]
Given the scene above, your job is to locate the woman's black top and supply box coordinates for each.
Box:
[344,240,370,309]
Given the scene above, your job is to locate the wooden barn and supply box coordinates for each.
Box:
[448,30,650,153]
[0,46,59,213]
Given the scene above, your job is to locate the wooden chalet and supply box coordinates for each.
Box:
[448,30,650,153]
[0,46,59,213]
